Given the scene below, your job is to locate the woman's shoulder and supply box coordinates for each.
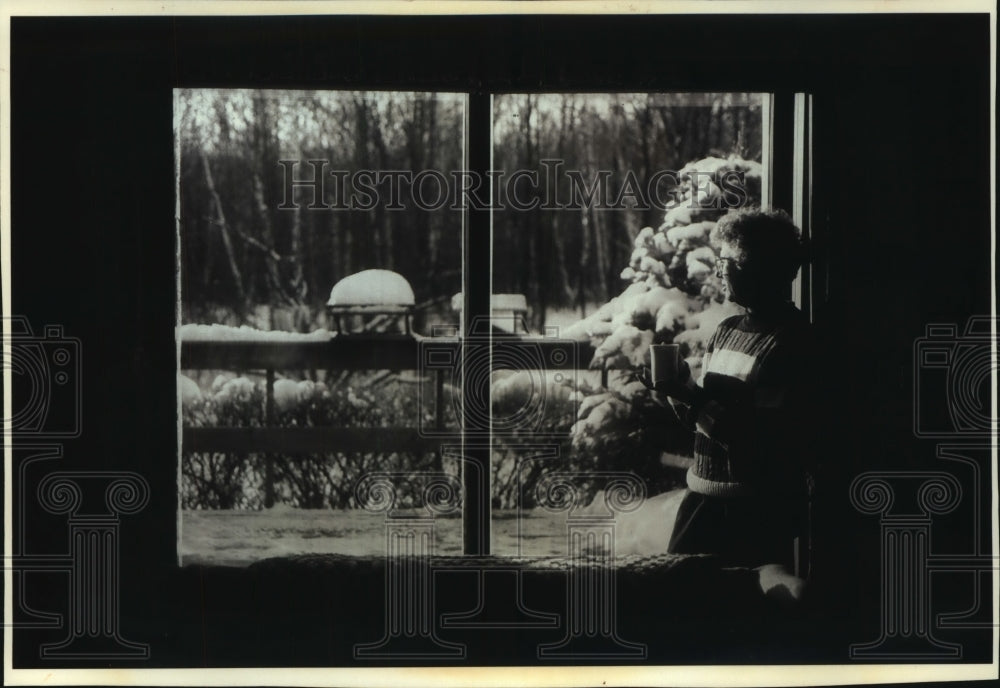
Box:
[717,313,748,331]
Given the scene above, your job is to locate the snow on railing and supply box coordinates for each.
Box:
[178,323,335,342]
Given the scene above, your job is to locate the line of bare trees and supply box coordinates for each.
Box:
[178,90,760,331]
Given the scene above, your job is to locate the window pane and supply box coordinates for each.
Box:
[490,93,764,557]
[176,89,466,564]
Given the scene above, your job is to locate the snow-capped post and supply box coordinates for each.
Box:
[326,269,416,336]
[352,471,465,659]
[533,471,647,659]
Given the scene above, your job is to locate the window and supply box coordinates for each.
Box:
[177,89,805,564]
[176,90,468,561]
[488,93,766,555]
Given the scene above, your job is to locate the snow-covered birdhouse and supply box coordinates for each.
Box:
[327,269,416,335]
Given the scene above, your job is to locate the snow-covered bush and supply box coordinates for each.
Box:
[181,371,450,509]
[183,360,577,510]
[489,369,580,508]
[565,155,760,494]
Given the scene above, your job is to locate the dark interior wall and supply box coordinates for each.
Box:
[805,23,992,616]
[9,13,992,667]
[816,22,992,459]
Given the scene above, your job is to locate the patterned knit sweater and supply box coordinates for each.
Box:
[668,304,812,499]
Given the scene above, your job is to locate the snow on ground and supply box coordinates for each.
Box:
[180,493,683,566]
[589,488,686,557]
[181,508,404,566]
[179,324,334,341]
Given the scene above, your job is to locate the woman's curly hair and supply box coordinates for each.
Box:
[710,207,803,282]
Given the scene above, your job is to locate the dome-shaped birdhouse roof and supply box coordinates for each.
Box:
[327,269,416,308]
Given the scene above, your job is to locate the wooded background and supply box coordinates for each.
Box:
[177,90,762,331]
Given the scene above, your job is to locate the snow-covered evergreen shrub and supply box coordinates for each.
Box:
[562,155,762,495]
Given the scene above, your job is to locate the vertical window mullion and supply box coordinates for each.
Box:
[761,95,774,209]
[767,91,798,306]
[767,91,796,216]
[462,92,492,556]
[792,93,813,322]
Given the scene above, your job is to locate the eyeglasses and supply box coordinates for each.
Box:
[715,256,742,278]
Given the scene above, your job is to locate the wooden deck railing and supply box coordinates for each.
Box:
[180,333,603,456]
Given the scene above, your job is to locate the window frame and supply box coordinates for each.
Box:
[176,88,810,561]
[457,90,812,556]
